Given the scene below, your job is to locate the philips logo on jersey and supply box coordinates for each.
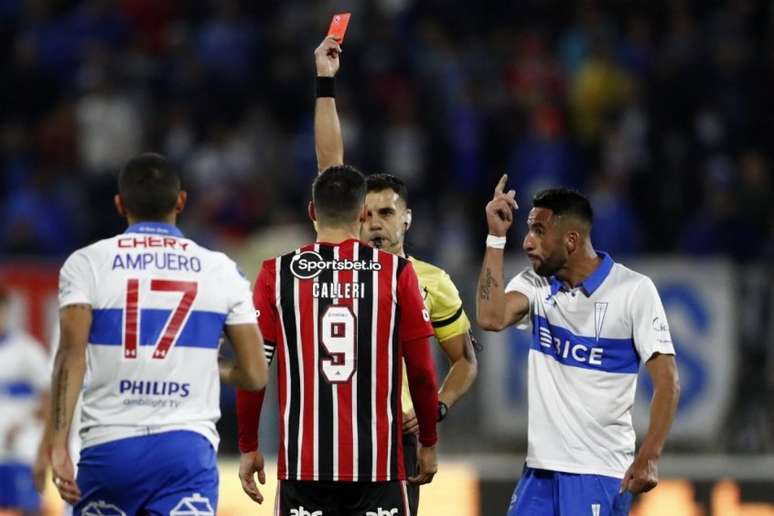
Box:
[290,250,381,279]
[289,508,322,516]
[119,380,191,397]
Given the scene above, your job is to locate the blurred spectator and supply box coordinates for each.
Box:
[76,51,142,175]
[588,173,641,256]
[569,37,634,144]
[508,104,578,203]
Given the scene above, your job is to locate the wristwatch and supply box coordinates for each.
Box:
[437,401,448,422]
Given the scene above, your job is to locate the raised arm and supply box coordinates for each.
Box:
[314,37,344,172]
[476,175,530,331]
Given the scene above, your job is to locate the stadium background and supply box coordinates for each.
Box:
[1,0,773,514]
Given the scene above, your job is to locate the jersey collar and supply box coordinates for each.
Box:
[549,251,614,297]
[580,251,614,295]
[124,222,184,238]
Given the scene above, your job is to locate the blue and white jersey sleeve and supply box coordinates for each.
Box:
[222,260,257,326]
[505,267,541,329]
[59,251,96,307]
[629,277,676,362]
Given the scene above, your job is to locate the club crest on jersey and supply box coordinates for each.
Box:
[82,501,127,516]
[290,250,382,280]
[594,302,608,341]
[170,493,213,516]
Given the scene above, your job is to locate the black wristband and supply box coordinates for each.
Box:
[315,76,335,98]
[437,401,448,422]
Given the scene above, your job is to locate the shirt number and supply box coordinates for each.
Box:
[320,306,357,383]
[124,278,198,359]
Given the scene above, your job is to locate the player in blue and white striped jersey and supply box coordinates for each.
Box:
[48,153,268,515]
[477,177,680,516]
[0,289,49,514]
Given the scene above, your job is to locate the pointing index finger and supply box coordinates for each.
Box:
[494,174,508,195]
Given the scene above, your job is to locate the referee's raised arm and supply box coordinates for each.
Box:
[314,37,344,173]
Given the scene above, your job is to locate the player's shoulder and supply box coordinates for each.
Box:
[607,262,654,292]
[192,241,247,278]
[511,266,550,289]
[408,255,444,279]
[62,235,117,268]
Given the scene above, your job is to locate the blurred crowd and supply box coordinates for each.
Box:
[3,0,774,459]
[1,0,773,263]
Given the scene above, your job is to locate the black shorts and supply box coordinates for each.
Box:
[276,479,412,516]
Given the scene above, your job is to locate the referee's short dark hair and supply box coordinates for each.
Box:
[118,153,181,220]
[533,187,593,226]
[314,165,367,226]
[366,173,408,205]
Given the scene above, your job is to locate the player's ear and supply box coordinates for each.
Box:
[308,201,317,223]
[175,191,187,214]
[565,230,579,254]
[114,194,128,218]
[358,203,367,224]
[404,209,413,231]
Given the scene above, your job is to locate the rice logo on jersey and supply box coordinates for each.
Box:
[538,327,604,366]
[366,508,398,516]
[290,251,382,280]
[289,508,323,516]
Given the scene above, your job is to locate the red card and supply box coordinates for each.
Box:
[327,13,351,44]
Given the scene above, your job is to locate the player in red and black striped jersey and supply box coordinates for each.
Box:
[236,166,439,515]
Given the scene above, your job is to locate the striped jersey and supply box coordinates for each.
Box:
[58,222,257,451]
[0,331,48,464]
[505,252,676,478]
[246,239,434,482]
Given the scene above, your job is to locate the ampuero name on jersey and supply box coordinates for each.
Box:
[290,250,382,280]
[112,252,202,272]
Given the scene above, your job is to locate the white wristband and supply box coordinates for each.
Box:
[486,234,507,249]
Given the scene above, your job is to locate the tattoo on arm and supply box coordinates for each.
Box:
[52,367,69,431]
[478,268,498,301]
